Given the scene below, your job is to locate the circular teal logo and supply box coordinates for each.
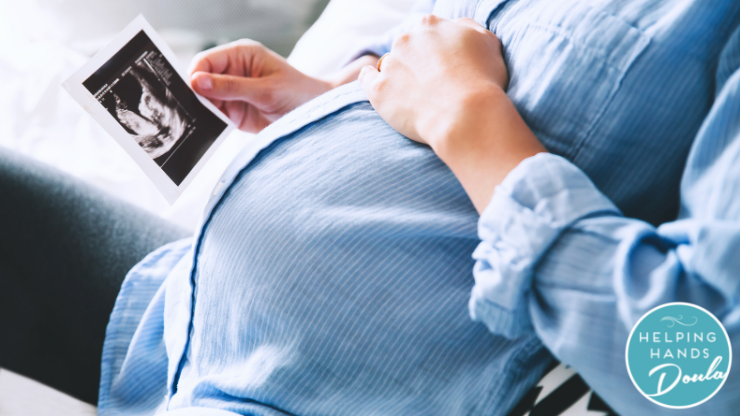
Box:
[626,302,731,408]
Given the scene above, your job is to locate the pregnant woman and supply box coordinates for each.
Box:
[1,1,739,415]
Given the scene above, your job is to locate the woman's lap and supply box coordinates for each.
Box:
[0,147,189,404]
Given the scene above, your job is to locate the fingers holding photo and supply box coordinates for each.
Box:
[187,40,273,127]
[187,39,339,133]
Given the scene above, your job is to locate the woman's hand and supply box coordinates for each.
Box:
[190,41,378,133]
[359,16,508,145]
[359,16,546,213]
[190,40,330,132]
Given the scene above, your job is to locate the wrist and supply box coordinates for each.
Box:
[428,84,546,213]
[319,73,343,91]
[321,54,379,90]
[426,83,509,154]
[313,75,338,94]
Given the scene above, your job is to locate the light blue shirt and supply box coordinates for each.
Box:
[471,55,740,416]
[97,1,740,415]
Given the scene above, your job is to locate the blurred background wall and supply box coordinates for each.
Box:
[3,0,331,57]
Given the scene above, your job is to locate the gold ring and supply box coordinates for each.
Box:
[377,52,390,72]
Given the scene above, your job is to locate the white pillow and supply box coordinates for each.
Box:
[288,0,418,78]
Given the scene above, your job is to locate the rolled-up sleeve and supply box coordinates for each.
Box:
[470,34,740,415]
[469,153,619,339]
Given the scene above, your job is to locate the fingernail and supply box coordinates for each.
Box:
[197,74,212,90]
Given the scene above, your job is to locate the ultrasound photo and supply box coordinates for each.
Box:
[83,31,227,186]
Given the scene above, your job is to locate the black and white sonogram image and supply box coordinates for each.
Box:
[83,31,227,185]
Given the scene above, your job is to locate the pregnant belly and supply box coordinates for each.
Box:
[179,102,543,415]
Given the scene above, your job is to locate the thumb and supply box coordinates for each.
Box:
[358,65,380,101]
[191,71,272,104]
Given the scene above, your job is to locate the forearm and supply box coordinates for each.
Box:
[429,86,546,213]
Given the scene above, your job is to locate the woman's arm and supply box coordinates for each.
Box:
[426,87,545,213]
[188,41,377,133]
[361,14,740,415]
[468,62,740,413]
[325,54,380,89]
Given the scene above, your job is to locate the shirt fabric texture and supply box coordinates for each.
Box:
[97,1,740,415]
